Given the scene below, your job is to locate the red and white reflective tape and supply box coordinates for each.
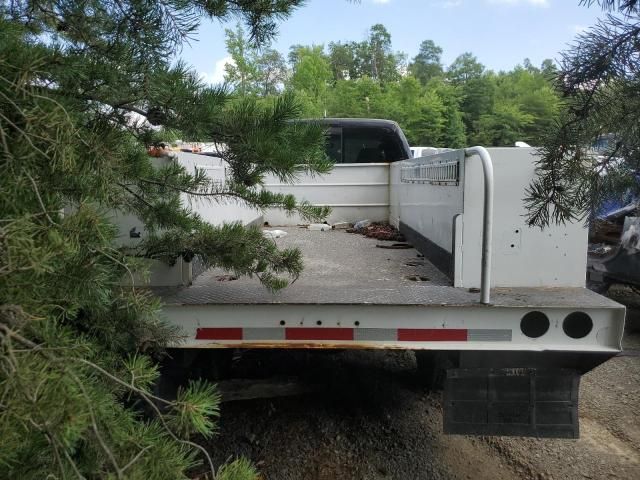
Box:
[195,327,512,342]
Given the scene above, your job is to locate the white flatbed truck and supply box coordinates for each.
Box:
[129,124,625,439]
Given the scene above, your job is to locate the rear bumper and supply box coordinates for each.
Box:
[164,302,625,354]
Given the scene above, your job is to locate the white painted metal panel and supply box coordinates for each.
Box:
[111,211,190,287]
[263,163,390,225]
[390,148,589,288]
[453,214,464,286]
[460,148,588,288]
[112,153,262,287]
[113,153,261,243]
[391,150,466,253]
[178,152,262,227]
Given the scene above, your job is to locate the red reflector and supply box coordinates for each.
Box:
[397,329,468,341]
[195,328,243,340]
[285,328,354,341]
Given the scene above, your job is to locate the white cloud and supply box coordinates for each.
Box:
[487,0,549,6]
[200,56,235,85]
[372,0,391,4]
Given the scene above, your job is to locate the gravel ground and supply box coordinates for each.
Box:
[205,349,515,480]
[200,326,640,480]
[478,330,640,480]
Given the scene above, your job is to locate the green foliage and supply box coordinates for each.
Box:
[327,41,361,80]
[474,103,535,146]
[442,105,467,149]
[290,46,332,100]
[232,27,561,150]
[0,332,202,479]
[409,40,444,85]
[257,48,288,96]
[217,458,260,480]
[365,24,407,83]
[387,77,446,146]
[526,1,640,226]
[323,24,405,83]
[0,1,324,479]
[224,23,288,96]
[170,380,221,438]
[224,23,262,95]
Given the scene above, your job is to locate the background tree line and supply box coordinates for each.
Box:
[223,23,561,149]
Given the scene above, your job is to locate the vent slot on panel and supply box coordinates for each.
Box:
[401,160,459,186]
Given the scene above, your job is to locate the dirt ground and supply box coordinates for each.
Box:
[203,328,640,480]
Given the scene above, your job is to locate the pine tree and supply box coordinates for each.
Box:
[526,0,640,226]
[0,1,330,478]
[409,40,444,86]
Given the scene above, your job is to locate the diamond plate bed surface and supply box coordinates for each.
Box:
[155,228,621,309]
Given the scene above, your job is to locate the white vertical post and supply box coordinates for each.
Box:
[464,147,494,304]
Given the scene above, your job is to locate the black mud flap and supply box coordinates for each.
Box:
[443,368,579,438]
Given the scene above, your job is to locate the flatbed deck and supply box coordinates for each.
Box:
[157,227,620,309]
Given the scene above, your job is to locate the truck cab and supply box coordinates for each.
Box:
[309,118,412,164]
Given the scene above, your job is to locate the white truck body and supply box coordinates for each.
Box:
[153,147,623,352]
[122,147,626,438]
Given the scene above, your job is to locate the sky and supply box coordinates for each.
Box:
[183,0,606,85]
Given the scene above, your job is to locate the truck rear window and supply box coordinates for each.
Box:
[325,126,407,164]
[342,127,406,163]
[326,131,343,164]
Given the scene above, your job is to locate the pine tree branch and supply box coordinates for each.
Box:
[66,369,124,480]
[136,178,228,197]
[2,325,122,477]
[24,171,56,226]
[44,432,70,480]
[0,110,49,159]
[58,435,86,480]
[117,182,155,209]
[112,103,149,118]
[121,445,152,474]
[1,324,216,479]
[88,247,136,291]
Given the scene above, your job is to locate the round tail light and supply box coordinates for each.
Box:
[520,311,550,338]
[563,312,593,339]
